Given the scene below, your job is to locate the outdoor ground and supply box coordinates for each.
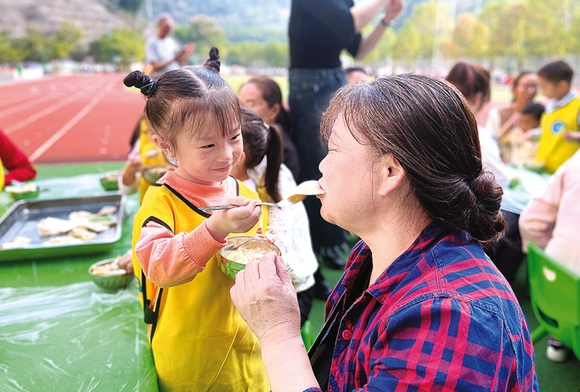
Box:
[3,73,577,390]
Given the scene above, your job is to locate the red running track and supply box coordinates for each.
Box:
[0,73,145,164]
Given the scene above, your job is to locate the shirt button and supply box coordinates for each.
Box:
[341,329,352,341]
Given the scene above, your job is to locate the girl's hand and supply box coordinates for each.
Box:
[205,197,261,241]
[230,252,301,346]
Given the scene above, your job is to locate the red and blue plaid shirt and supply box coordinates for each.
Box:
[306,221,538,391]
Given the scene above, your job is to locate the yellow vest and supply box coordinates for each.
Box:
[132,180,269,392]
[0,156,4,190]
[139,119,170,204]
[537,96,580,173]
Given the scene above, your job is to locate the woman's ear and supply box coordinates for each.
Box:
[377,154,406,196]
[150,134,174,159]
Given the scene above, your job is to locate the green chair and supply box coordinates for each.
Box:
[527,242,580,359]
[301,320,315,351]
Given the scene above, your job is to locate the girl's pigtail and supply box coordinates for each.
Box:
[204,47,221,73]
[264,124,283,202]
[123,70,157,96]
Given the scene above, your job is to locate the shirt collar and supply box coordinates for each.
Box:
[340,220,471,303]
[546,90,578,113]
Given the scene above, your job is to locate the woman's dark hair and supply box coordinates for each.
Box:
[240,106,283,202]
[240,76,291,134]
[123,47,239,149]
[445,61,491,106]
[321,74,505,243]
[512,71,533,88]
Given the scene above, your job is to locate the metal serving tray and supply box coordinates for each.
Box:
[0,194,125,262]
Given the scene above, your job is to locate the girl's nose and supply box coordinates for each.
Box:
[218,144,234,161]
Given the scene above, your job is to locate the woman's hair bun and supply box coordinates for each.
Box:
[466,171,505,243]
[123,70,156,96]
[204,47,221,73]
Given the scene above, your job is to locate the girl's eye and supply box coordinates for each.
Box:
[231,133,241,141]
[202,144,215,149]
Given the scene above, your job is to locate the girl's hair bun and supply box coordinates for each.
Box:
[204,47,221,73]
[123,70,156,96]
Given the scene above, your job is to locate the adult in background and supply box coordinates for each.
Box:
[446,61,527,285]
[288,0,403,298]
[146,13,195,81]
[238,76,301,182]
[127,13,195,181]
[231,74,538,391]
[345,66,370,84]
[485,71,539,163]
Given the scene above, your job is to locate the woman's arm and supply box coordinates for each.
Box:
[355,0,403,59]
[350,0,393,33]
[519,171,563,251]
[231,254,320,392]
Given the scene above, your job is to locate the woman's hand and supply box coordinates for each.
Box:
[231,252,302,346]
[384,0,403,24]
[205,197,261,241]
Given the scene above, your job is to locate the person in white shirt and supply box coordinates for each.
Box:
[146,13,195,80]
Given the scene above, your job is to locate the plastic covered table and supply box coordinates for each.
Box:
[0,168,158,391]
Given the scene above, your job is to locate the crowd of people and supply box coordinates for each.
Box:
[110,4,580,391]
[5,1,580,390]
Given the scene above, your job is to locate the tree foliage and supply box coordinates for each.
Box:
[3,0,580,73]
[52,21,85,60]
[173,15,226,65]
[89,27,144,70]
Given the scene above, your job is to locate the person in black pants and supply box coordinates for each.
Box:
[288,0,403,298]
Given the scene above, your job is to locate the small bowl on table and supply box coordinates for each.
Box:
[100,173,119,191]
[142,165,171,185]
[89,258,134,291]
[218,236,281,279]
[6,183,40,201]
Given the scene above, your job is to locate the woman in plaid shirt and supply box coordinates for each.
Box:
[231,74,538,392]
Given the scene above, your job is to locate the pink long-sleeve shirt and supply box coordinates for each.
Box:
[519,150,580,273]
[134,172,240,287]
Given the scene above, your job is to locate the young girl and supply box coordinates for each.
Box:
[231,107,318,326]
[125,48,269,391]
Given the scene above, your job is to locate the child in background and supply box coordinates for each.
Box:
[520,150,580,362]
[117,114,175,203]
[124,48,269,392]
[536,60,580,173]
[114,115,175,274]
[512,102,545,167]
[231,107,318,326]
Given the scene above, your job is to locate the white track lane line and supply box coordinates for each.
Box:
[0,93,63,120]
[4,83,101,135]
[28,77,117,162]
